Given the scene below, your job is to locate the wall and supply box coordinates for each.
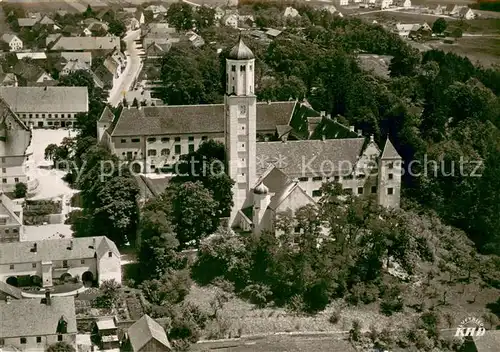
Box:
[97,252,122,285]
[17,112,80,128]
[1,333,76,352]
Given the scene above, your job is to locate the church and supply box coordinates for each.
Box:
[98,38,402,234]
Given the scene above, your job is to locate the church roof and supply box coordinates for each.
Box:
[381,138,401,159]
[256,138,365,176]
[228,38,254,60]
[111,101,296,137]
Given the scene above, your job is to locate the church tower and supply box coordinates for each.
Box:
[225,38,257,225]
[377,138,402,209]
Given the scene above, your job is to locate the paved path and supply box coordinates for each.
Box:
[108,29,144,107]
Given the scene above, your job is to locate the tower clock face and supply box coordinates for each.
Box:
[240,105,246,115]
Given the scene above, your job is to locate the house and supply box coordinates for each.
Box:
[16,52,47,60]
[145,4,168,18]
[12,61,53,86]
[378,0,392,9]
[0,72,18,87]
[339,0,349,5]
[0,193,23,243]
[103,49,127,79]
[459,7,475,20]
[0,96,35,195]
[222,13,239,28]
[283,6,300,18]
[119,8,145,27]
[99,39,402,235]
[86,20,110,34]
[49,36,121,52]
[214,7,226,21]
[187,31,205,48]
[396,0,412,8]
[0,295,77,351]
[0,86,88,128]
[395,23,417,37]
[428,4,443,14]
[60,52,92,67]
[92,317,120,350]
[126,315,171,352]
[38,15,59,30]
[1,34,23,52]
[445,4,460,15]
[17,18,39,28]
[60,59,92,76]
[0,236,121,287]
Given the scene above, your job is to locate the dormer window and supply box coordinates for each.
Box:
[108,251,112,257]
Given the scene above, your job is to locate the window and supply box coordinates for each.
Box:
[388,188,394,195]
[5,229,9,234]
[151,165,156,170]
[161,137,170,143]
[344,188,353,194]
[0,338,4,346]
[188,136,194,141]
[61,114,65,118]
[371,186,377,194]
[32,263,37,268]
[312,190,322,197]
[388,162,394,169]
[62,260,68,268]
[35,114,39,118]
[29,114,33,118]
[240,65,246,71]
[41,114,45,118]
[131,138,140,143]
[188,145,195,153]
[147,137,156,143]
[121,139,127,143]
[356,174,365,179]
[148,149,157,156]
[175,145,181,154]
[334,176,340,182]
[174,137,181,142]
[20,338,26,344]
[36,337,42,343]
[388,173,394,180]
[231,65,236,72]
[58,335,63,342]
[13,228,18,233]
[312,176,322,181]
[161,149,170,156]
[22,114,26,118]
[48,121,53,125]
[0,219,6,225]
[298,177,308,182]
[9,264,14,270]
[81,259,85,264]
[201,136,208,141]
[249,65,253,71]
[2,179,6,184]
[294,226,301,234]
[2,168,5,173]
[108,251,112,257]
[48,114,52,118]
[55,114,58,118]
[358,187,364,195]
[343,175,353,180]
[14,177,19,183]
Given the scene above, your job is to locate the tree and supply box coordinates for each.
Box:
[432,18,447,34]
[139,269,191,305]
[44,143,58,162]
[451,27,463,38]
[46,342,76,352]
[195,6,215,29]
[14,182,28,198]
[164,182,219,247]
[108,19,126,37]
[172,140,234,217]
[100,279,121,305]
[83,4,94,18]
[166,3,194,31]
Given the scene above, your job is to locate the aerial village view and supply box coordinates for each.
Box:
[0,0,499,351]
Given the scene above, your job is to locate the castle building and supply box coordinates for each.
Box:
[98,38,402,234]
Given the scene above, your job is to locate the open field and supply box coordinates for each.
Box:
[430,36,500,66]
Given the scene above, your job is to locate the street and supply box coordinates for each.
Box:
[108,29,144,107]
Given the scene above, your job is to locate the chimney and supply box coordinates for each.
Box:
[349,126,355,132]
[357,129,362,136]
[320,111,326,117]
[370,135,375,142]
[45,290,51,306]
[6,296,11,304]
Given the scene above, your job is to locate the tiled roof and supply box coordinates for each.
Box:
[256,138,365,176]
[99,106,115,124]
[0,193,22,227]
[111,101,296,137]
[0,296,77,338]
[50,36,120,51]
[0,87,88,113]
[62,59,91,72]
[0,280,22,299]
[228,39,254,60]
[39,16,55,25]
[1,34,18,43]
[18,18,38,27]
[61,52,92,65]
[0,236,119,265]
[381,138,400,159]
[128,315,171,351]
[12,62,48,82]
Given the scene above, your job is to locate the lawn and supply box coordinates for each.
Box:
[430,36,500,67]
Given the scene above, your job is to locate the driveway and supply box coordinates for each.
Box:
[108,29,144,107]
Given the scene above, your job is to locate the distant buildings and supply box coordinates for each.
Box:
[0,295,77,352]
[1,34,23,52]
[459,7,475,20]
[0,86,88,128]
[0,236,122,288]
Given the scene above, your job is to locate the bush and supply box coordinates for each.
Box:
[380,297,404,316]
[349,320,362,342]
[419,311,440,338]
[140,270,191,306]
[241,284,272,307]
[329,309,342,324]
[347,283,379,305]
[14,182,28,198]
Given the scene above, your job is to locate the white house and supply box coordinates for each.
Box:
[339,0,349,6]
[283,6,300,18]
[0,236,122,288]
[222,13,239,28]
[396,0,412,8]
[1,34,23,52]
[459,7,475,20]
